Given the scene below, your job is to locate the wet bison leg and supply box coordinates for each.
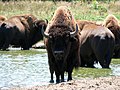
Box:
[55,71,60,83]
[20,37,29,50]
[49,67,54,83]
[21,29,30,50]
[67,71,72,81]
[86,56,96,68]
[80,56,86,67]
[61,72,65,82]
[94,40,113,68]
[2,36,13,50]
[67,59,73,81]
[48,54,54,83]
[0,41,4,50]
[100,49,112,68]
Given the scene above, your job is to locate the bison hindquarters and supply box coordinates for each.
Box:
[92,36,115,68]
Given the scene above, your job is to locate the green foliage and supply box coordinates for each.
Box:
[73,67,112,79]
[111,59,120,64]
[0,1,119,22]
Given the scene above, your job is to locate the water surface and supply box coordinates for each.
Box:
[0,48,119,89]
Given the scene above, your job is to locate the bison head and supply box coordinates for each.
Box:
[43,24,78,61]
[105,20,120,46]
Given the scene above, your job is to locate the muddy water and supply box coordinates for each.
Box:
[0,48,119,89]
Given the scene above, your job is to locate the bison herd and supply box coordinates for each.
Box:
[0,14,47,50]
[0,6,120,83]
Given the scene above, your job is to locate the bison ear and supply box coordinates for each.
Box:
[1,23,6,27]
[45,19,48,24]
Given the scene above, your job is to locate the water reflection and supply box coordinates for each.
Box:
[0,49,50,88]
[111,65,120,76]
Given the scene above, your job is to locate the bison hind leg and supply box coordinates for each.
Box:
[61,73,65,82]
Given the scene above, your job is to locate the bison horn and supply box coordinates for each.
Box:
[70,24,78,37]
[42,25,49,38]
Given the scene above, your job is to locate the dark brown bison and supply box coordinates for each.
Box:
[0,14,47,50]
[103,14,120,58]
[77,20,115,68]
[43,6,81,83]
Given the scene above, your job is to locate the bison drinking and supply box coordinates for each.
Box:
[0,14,47,50]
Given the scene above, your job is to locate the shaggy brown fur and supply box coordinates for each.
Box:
[76,20,96,31]
[76,20,104,32]
[45,6,77,33]
[103,14,119,28]
[44,6,80,83]
[103,14,120,58]
[77,21,115,68]
[0,14,47,50]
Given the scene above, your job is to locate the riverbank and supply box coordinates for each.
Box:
[10,76,120,90]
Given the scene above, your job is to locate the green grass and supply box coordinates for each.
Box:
[0,49,46,56]
[111,58,120,64]
[0,1,120,21]
[73,67,112,79]
[72,58,120,79]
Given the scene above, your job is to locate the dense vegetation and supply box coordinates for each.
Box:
[0,0,120,21]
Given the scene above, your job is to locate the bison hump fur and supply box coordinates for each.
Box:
[45,6,77,33]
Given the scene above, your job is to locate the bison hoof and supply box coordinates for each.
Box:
[56,80,60,84]
[49,80,54,83]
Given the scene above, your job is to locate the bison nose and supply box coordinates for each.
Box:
[54,51,64,59]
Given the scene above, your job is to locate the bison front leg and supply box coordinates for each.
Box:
[55,71,60,83]
[67,71,72,81]
[49,67,54,83]
[48,56,55,83]
[61,72,65,82]
[2,38,11,51]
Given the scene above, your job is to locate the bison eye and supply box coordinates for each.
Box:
[49,36,54,43]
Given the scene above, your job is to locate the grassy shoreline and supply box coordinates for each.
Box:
[0,1,120,21]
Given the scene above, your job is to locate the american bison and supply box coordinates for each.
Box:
[77,20,115,68]
[0,14,47,50]
[103,14,120,58]
[43,6,81,83]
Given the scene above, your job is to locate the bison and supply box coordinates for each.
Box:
[103,14,120,58]
[77,20,115,68]
[43,6,81,83]
[0,14,47,50]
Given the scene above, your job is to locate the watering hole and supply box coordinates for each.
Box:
[0,48,120,89]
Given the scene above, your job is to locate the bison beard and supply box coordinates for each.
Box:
[43,6,80,83]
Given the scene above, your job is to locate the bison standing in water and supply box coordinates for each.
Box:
[103,14,120,58]
[43,6,81,83]
[77,20,115,68]
[0,14,47,50]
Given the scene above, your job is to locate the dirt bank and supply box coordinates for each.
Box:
[10,76,120,90]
